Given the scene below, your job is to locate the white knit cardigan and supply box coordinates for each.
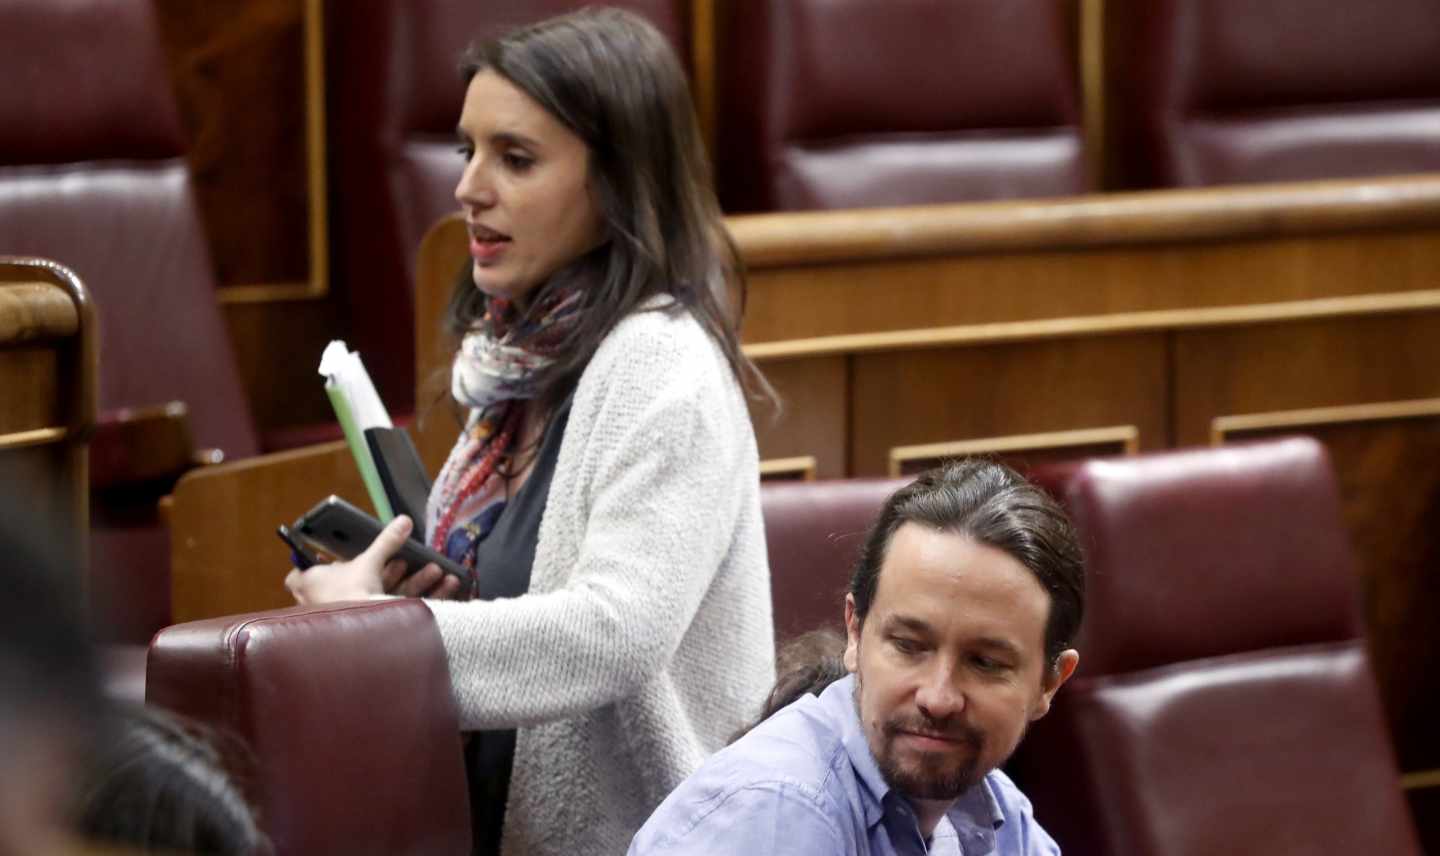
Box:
[425,302,776,855]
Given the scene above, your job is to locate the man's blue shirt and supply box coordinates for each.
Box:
[628,674,1060,856]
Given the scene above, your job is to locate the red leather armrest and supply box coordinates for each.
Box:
[146,599,470,854]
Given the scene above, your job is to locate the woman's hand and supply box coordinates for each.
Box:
[383,552,466,600]
[285,515,413,604]
[284,515,466,605]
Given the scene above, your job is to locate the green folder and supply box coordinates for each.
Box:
[326,380,394,522]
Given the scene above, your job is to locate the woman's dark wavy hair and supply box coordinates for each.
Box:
[850,459,1085,668]
[445,7,769,419]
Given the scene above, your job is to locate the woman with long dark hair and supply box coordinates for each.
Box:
[286,8,774,854]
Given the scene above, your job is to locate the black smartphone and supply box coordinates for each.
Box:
[276,523,320,570]
[291,495,473,597]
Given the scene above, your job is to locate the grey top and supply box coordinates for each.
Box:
[466,393,573,855]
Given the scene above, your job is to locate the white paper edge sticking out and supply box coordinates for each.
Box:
[318,340,393,430]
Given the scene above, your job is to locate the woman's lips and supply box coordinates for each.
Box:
[470,236,509,262]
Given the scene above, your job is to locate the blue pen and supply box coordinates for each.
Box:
[276,524,320,570]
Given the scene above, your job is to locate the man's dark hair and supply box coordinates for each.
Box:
[849,459,1085,668]
[731,629,849,742]
[75,704,270,855]
[736,459,1085,739]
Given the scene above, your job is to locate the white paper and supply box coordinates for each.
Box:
[318,339,393,431]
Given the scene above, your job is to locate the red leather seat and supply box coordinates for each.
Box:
[147,599,470,854]
[324,0,691,409]
[1010,438,1421,854]
[0,0,259,642]
[759,478,906,642]
[1105,0,1440,188]
[715,0,1088,213]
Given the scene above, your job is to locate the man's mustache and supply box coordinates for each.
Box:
[882,713,983,748]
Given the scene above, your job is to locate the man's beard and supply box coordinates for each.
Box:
[876,711,986,800]
[854,669,989,802]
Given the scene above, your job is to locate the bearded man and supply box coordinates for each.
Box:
[629,460,1083,855]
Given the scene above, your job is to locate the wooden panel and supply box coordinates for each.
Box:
[849,334,1167,477]
[170,440,368,622]
[1173,312,1440,446]
[1214,403,1440,777]
[414,216,471,472]
[743,229,1440,346]
[889,425,1138,477]
[152,0,328,297]
[222,298,346,432]
[0,347,61,435]
[751,356,847,480]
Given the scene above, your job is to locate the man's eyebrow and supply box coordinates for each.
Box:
[882,615,933,635]
[973,637,1023,658]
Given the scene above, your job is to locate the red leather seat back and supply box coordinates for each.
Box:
[324,0,691,408]
[1107,0,1440,187]
[0,0,260,642]
[1022,642,1419,855]
[1010,437,1421,855]
[1058,438,1364,676]
[760,478,907,642]
[0,0,258,461]
[147,599,470,855]
[716,0,1087,213]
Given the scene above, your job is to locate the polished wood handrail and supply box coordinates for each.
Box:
[0,257,97,579]
[0,257,97,439]
[0,281,79,343]
[422,173,1440,282]
[727,174,1440,266]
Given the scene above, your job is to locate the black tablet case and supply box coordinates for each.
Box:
[364,427,433,539]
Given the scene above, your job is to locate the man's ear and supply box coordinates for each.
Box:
[1030,649,1079,720]
[843,594,861,673]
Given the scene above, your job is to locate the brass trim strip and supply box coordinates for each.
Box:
[1401,769,1440,790]
[744,289,1440,361]
[758,455,818,481]
[1211,398,1440,445]
[691,0,717,158]
[0,427,67,451]
[303,0,330,297]
[1079,0,1105,190]
[888,426,1139,477]
[217,0,329,304]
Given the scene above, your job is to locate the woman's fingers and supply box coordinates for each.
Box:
[361,515,415,563]
[380,558,409,591]
[393,563,443,598]
[433,573,463,600]
[284,567,306,604]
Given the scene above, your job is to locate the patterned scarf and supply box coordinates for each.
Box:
[426,290,582,569]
